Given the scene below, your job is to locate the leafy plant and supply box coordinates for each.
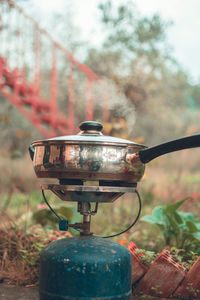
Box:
[141,198,200,252]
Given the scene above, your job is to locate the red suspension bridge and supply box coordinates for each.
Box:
[0,0,109,137]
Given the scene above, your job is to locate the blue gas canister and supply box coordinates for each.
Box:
[39,236,132,300]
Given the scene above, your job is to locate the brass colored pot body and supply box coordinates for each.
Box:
[31,141,146,183]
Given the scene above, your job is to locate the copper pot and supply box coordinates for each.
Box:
[29,121,200,183]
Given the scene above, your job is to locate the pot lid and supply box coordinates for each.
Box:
[32,121,146,147]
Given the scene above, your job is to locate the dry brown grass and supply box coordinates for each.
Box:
[0,225,40,285]
[0,221,72,286]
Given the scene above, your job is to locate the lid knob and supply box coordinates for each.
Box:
[79,121,103,134]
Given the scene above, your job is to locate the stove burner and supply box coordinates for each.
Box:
[41,181,141,238]
[42,183,136,203]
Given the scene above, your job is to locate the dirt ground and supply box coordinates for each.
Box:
[0,282,179,300]
[0,282,39,300]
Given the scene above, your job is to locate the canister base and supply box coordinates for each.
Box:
[40,290,132,300]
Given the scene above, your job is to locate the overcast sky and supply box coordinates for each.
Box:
[33,0,200,84]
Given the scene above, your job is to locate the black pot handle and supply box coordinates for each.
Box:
[139,133,200,164]
[29,145,35,161]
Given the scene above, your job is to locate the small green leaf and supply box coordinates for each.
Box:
[186,220,199,233]
[141,215,159,224]
[194,232,200,238]
[167,215,180,233]
[182,232,198,241]
[162,229,174,238]
[153,206,165,218]
[174,212,184,224]
[141,206,166,225]
[165,198,190,214]
[179,211,195,222]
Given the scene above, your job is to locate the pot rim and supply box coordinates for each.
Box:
[31,139,147,148]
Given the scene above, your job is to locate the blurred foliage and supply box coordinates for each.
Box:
[141,198,200,252]
[85,0,200,144]
[1,0,200,150]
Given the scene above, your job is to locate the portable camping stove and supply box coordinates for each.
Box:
[38,179,140,300]
[29,120,200,299]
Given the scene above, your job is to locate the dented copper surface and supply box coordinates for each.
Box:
[32,144,145,182]
[31,121,146,182]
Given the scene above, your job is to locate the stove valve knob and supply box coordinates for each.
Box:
[59,219,68,231]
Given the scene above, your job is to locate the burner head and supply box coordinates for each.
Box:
[41,180,141,237]
[42,180,136,203]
